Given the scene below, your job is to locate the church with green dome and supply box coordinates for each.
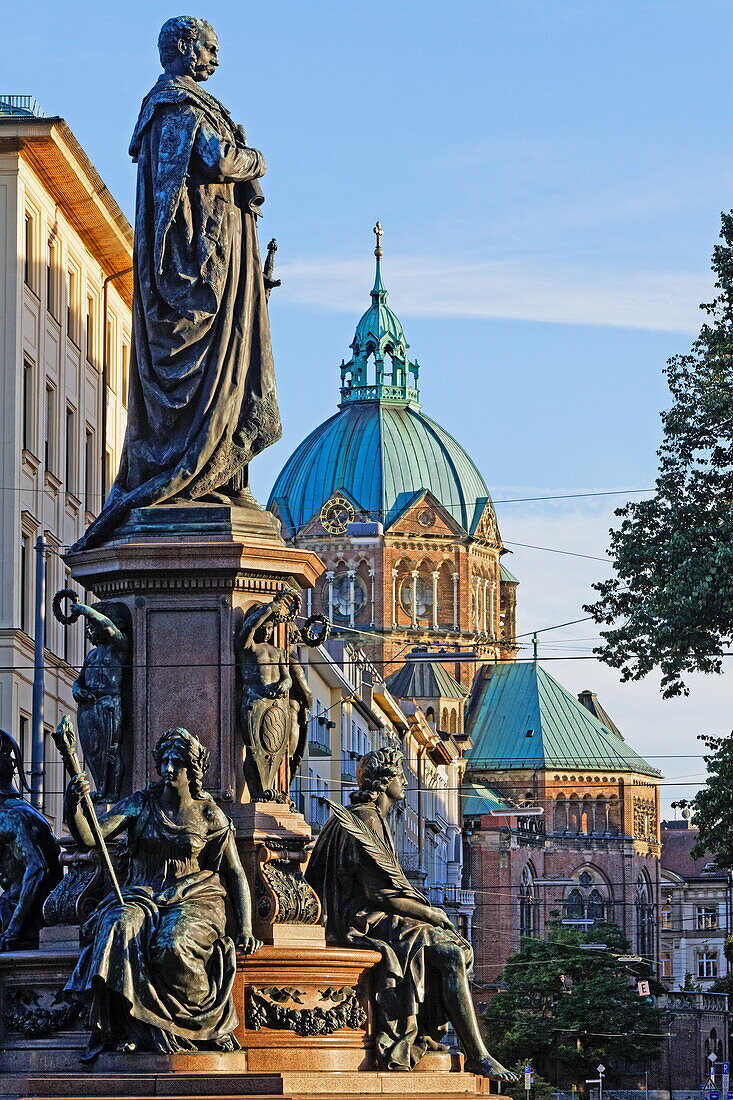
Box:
[268,227,663,990]
[268,226,518,683]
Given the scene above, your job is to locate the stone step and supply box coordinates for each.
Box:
[18,1072,488,1099]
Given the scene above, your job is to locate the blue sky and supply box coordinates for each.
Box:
[5,0,731,806]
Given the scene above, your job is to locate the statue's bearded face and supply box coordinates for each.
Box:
[187,28,219,82]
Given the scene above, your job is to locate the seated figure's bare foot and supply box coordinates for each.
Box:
[464,1055,518,1080]
[116,1041,137,1053]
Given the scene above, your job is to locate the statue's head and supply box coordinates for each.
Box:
[350,747,406,806]
[158,16,219,82]
[152,727,211,799]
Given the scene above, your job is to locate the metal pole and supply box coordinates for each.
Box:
[31,535,46,808]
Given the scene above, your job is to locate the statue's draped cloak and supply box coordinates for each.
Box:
[305,802,474,1071]
[65,787,237,1056]
[74,75,281,550]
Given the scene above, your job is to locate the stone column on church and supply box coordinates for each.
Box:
[410,570,419,628]
[452,571,459,630]
[347,568,356,627]
[431,571,439,630]
[369,566,375,625]
[473,577,480,632]
[326,569,335,621]
[391,568,398,626]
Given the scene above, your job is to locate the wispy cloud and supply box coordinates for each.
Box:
[278,255,712,334]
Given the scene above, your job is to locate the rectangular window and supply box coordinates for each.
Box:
[63,570,72,664]
[24,211,33,287]
[20,534,30,633]
[19,714,29,775]
[104,448,114,499]
[698,951,719,979]
[85,426,95,513]
[697,906,718,930]
[661,952,672,978]
[121,343,129,408]
[661,905,672,930]
[65,406,76,494]
[46,239,58,317]
[67,268,78,343]
[44,383,56,473]
[41,725,52,812]
[22,356,34,452]
[86,294,96,363]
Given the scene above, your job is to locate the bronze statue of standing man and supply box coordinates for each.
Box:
[75,16,281,551]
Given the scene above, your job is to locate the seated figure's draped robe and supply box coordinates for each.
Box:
[65,786,237,1057]
[74,74,281,550]
[305,801,474,1072]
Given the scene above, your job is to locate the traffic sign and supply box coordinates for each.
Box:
[709,1091,719,1100]
[597,1065,606,1075]
[705,1078,717,1090]
[723,1065,730,1075]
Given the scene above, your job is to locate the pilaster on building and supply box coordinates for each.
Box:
[0,94,132,830]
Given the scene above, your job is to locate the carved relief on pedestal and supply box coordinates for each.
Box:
[1,988,82,1038]
[247,985,366,1036]
[255,840,322,926]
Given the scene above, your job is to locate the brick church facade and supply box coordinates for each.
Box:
[268,228,663,985]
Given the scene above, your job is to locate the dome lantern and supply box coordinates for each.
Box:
[340,223,420,407]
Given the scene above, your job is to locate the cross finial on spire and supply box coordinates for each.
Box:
[373,221,383,260]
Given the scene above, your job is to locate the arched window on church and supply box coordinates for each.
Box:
[520,864,538,938]
[587,889,605,921]
[564,888,584,920]
[563,869,610,924]
[596,795,609,834]
[554,794,568,833]
[567,797,580,834]
[636,873,654,958]
[438,563,453,628]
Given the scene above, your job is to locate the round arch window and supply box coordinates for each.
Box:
[399,576,434,618]
[323,573,367,619]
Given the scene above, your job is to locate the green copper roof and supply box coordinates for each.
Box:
[339,225,421,407]
[463,780,517,817]
[387,657,468,701]
[268,400,491,535]
[500,562,519,584]
[466,662,660,777]
[269,227,494,537]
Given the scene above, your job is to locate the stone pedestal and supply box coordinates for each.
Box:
[64,502,323,802]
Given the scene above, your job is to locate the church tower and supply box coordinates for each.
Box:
[268,227,518,685]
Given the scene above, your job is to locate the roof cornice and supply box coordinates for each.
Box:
[0,116,133,305]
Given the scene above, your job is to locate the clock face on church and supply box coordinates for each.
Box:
[320,497,356,535]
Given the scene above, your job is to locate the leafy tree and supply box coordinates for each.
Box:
[585,212,733,698]
[690,732,733,871]
[501,1062,556,1100]
[482,922,664,1085]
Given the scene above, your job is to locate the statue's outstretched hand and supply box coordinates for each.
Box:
[235,930,262,955]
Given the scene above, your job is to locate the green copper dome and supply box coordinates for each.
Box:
[268,227,491,537]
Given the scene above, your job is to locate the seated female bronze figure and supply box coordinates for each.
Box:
[306,747,513,1079]
[64,726,260,1060]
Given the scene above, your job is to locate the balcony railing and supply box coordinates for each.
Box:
[428,885,476,908]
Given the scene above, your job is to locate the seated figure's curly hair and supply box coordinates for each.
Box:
[152,727,212,800]
[350,747,404,805]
